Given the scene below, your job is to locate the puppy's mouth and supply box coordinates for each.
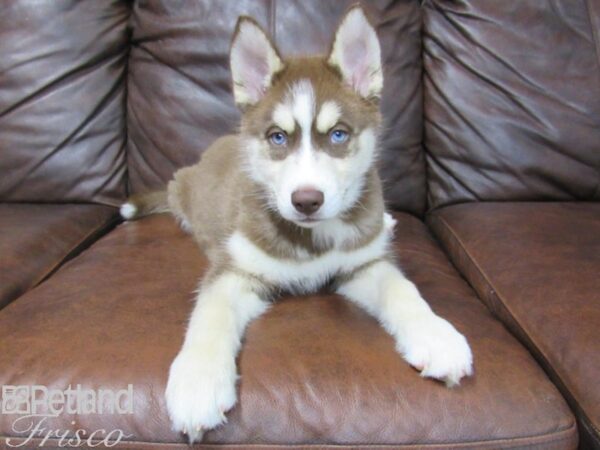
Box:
[294,216,322,228]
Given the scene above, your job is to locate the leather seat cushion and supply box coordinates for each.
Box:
[0,203,117,309]
[428,202,600,449]
[0,213,576,449]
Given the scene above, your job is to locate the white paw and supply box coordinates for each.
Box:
[399,314,473,387]
[165,349,237,443]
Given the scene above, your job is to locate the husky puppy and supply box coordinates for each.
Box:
[121,6,473,443]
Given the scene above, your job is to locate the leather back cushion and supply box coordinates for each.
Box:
[127,0,426,215]
[0,0,130,206]
[423,0,600,210]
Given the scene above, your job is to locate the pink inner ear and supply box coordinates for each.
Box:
[342,37,371,97]
[238,41,270,103]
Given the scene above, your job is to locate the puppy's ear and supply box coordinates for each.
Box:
[230,17,283,108]
[327,6,383,99]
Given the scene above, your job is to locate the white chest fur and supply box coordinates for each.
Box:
[226,213,396,292]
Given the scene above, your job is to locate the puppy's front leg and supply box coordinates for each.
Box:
[337,260,473,386]
[165,272,269,443]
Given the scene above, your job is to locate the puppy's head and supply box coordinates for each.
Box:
[231,6,383,228]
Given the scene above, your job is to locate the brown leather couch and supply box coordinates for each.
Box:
[1,1,598,449]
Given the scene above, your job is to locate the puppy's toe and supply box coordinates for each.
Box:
[400,315,473,386]
[165,349,237,443]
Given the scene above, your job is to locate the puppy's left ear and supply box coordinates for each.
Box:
[327,5,383,99]
[230,17,284,108]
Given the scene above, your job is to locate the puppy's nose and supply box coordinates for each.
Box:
[291,189,324,215]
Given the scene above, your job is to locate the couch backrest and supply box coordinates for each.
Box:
[423,0,600,210]
[126,0,427,216]
[4,1,596,213]
[0,0,130,206]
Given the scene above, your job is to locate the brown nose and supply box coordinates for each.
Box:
[291,189,324,215]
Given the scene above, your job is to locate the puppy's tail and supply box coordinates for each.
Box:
[120,191,169,220]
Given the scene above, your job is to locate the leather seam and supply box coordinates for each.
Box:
[0,421,577,449]
[123,1,133,199]
[269,0,276,43]
[583,0,600,203]
[33,209,120,289]
[428,211,598,442]
[583,0,600,83]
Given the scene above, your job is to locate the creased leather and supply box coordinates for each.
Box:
[0,0,130,206]
[0,213,576,449]
[423,0,600,210]
[428,202,600,449]
[0,203,117,309]
[127,0,426,215]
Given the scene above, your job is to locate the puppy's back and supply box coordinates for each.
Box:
[168,135,246,254]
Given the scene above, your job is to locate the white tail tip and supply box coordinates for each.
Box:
[120,202,137,220]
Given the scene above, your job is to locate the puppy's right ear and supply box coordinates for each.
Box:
[230,17,283,108]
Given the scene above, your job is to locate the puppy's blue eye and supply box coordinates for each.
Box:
[330,129,349,144]
[269,131,287,146]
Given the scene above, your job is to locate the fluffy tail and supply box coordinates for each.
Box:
[120,191,169,220]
